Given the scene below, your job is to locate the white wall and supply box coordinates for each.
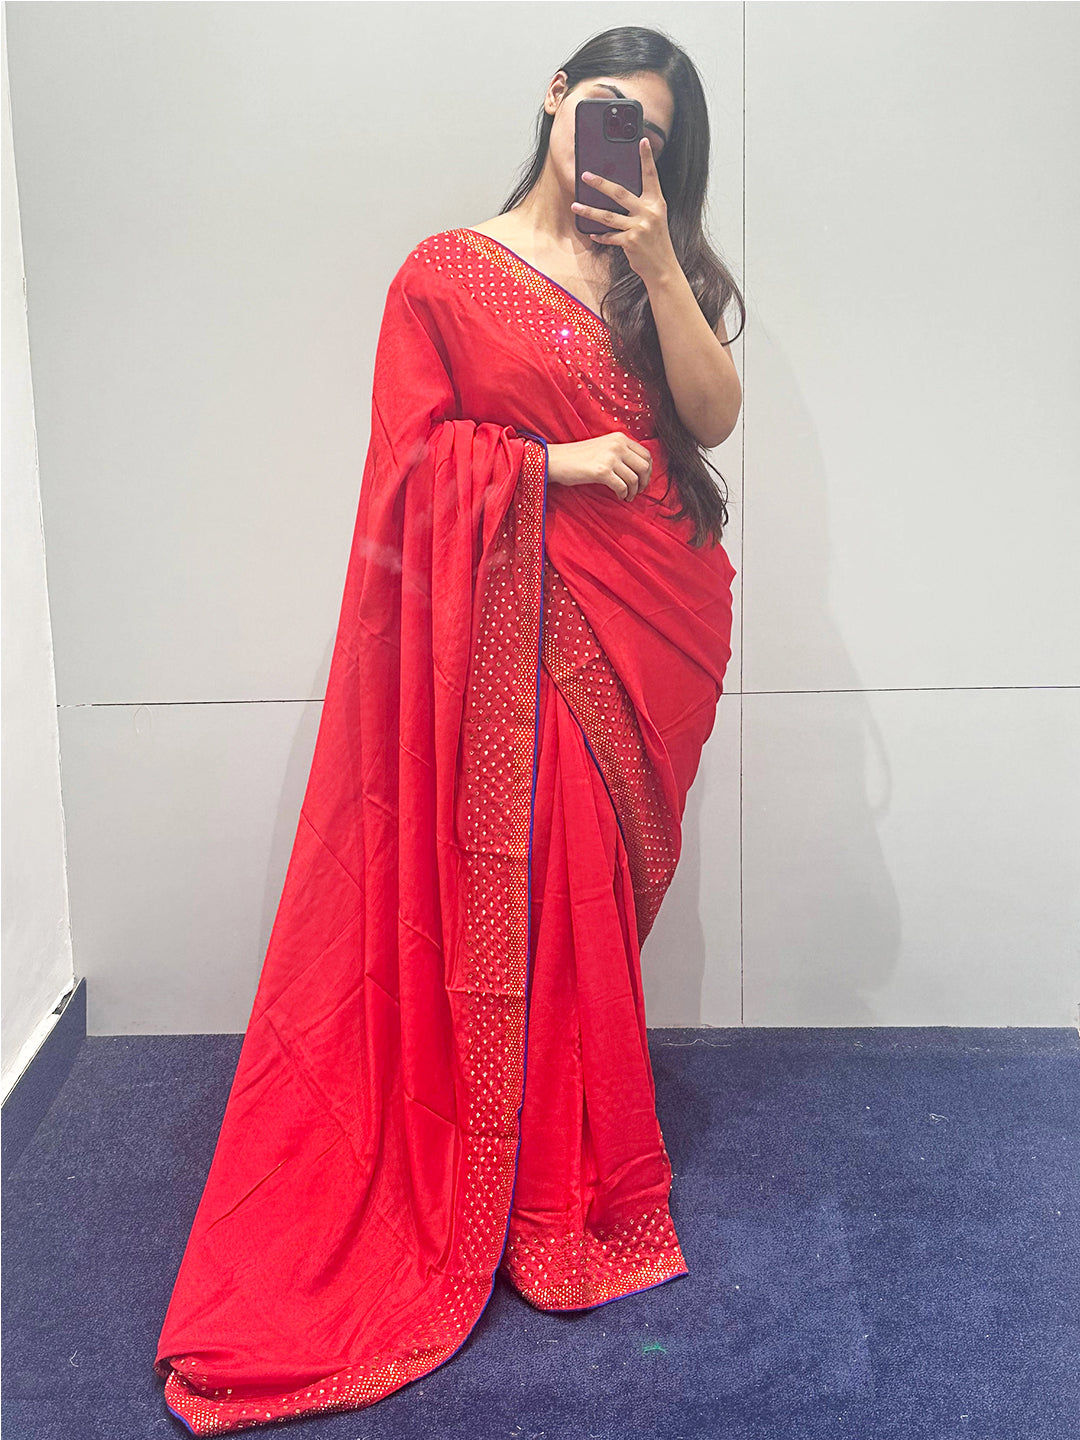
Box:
[3,2,1076,1037]
[1,1,75,1098]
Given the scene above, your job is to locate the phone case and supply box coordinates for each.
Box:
[574,98,643,235]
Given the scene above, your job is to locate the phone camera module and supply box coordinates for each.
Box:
[603,102,640,142]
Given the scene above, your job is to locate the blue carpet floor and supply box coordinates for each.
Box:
[3,1027,1078,1439]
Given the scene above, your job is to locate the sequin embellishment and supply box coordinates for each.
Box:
[539,558,681,947]
[496,557,690,1311]
[444,228,656,439]
[501,1203,688,1312]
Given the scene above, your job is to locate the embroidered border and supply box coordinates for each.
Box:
[456,227,618,357]
[494,557,689,1312]
[160,439,549,1434]
[539,557,681,948]
[434,228,655,440]
[501,1203,688,1311]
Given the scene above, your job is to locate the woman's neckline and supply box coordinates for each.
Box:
[457,227,611,330]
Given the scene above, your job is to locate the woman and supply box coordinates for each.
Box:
[155,25,744,1435]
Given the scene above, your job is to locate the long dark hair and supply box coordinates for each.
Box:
[499,26,746,548]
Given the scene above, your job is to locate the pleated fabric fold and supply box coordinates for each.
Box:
[499,664,689,1310]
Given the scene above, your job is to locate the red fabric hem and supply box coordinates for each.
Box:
[500,1200,690,1311]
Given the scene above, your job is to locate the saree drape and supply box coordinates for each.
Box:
[154,227,736,1434]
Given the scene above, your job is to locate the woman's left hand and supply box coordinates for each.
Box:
[571,137,678,285]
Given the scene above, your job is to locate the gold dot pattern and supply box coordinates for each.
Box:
[160,441,549,1433]
[538,557,681,948]
[442,227,657,438]
[500,1202,688,1311]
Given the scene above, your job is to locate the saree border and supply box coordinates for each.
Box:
[455,227,619,356]
[538,557,681,949]
[447,228,655,438]
[161,437,550,1434]
[500,1201,688,1313]
[495,557,689,1313]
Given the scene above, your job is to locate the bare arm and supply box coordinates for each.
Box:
[645,267,742,449]
[572,137,743,451]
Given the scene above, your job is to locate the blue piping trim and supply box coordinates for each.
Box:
[164,1395,198,1433]
[492,428,549,1284]
[484,445,684,1312]
[458,230,611,330]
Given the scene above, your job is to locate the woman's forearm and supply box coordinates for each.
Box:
[645,264,742,449]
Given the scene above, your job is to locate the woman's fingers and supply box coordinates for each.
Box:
[612,459,640,499]
[618,442,652,491]
[579,169,636,207]
[570,201,631,227]
[633,453,652,489]
[605,433,653,499]
[545,433,653,497]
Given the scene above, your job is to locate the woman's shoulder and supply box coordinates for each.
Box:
[385,229,476,305]
[398,218,522,273]
[398,227,474,271]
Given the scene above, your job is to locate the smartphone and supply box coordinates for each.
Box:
[574,97,644,236]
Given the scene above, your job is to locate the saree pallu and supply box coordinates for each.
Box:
[154,228,736,1434]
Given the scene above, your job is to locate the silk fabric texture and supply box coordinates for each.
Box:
[154,228,736,1434]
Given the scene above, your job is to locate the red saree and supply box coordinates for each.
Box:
[154,227,736,1433]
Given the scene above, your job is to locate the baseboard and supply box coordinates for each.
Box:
[1,977,87,1182]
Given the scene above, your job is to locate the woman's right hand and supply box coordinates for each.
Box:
[546,432,653,501]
